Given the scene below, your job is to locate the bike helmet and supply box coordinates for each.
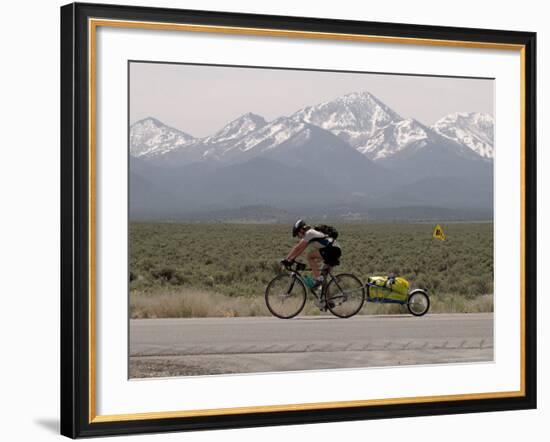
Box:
[292,219,307,237]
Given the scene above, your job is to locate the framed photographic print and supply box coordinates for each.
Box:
[60,2,537,438]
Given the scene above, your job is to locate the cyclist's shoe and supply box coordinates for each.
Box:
[314,298,327,311]
[311,277,324,291]
[317,301,335,312]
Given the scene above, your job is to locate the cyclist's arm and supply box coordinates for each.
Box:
[286,239,309,261]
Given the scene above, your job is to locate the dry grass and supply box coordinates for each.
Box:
[130,288,270,318]
[360,294,493,315]
[130,287,493,318]
[131,288,334,318]
[429,293,494,314]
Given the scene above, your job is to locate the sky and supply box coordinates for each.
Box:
[129,61,494,138]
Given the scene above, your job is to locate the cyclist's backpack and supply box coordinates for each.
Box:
[314,224,339,240]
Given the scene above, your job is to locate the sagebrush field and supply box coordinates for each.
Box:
[129,222,493,318]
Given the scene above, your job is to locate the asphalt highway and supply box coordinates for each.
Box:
[129,313,493,378]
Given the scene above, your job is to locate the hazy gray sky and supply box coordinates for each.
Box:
[130,62,494,138]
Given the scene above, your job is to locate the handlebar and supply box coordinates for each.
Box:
[281,260,307,272]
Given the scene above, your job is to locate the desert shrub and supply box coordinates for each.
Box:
[150,267,177,282]
[129,222,494,311]
[170,272,188,286]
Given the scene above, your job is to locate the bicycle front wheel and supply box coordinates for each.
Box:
[265,274,307,319]
[326,273,365,318]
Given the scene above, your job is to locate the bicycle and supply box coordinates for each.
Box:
[265,261,365,319]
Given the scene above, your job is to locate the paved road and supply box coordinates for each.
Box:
[129,313,493,378]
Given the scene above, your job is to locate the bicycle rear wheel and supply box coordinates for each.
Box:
[326,273,365,318]
[265,274,307,319]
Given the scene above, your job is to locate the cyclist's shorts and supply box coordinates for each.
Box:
[320,245,341,266]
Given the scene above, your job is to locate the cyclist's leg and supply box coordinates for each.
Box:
[306,249,323,278]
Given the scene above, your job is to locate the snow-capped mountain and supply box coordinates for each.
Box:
[130,94,494,166]
[142,113,386,189]
[142,113,348,166]
[129,91,495,219]
[131,113,269,165]
[432,112,494,159]
[130,117,194,157]
[290,92,494,162]
[291,91,402,149]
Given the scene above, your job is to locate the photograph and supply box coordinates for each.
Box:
[128,61,495,379]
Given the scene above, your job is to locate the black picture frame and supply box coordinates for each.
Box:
[61,2,537,438]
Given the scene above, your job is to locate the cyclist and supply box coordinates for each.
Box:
[281,219,341,290]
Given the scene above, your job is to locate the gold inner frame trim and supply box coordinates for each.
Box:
[90,18,525,50]
[88,18,97,424]
[88,18,527,424]
[91,391,524,423]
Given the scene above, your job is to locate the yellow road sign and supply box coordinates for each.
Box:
[433,224,446,241]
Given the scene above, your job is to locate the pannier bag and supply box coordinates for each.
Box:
[319,245,341,266]
[368,276,410,302]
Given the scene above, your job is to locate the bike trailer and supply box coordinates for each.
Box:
[368,276,410,302]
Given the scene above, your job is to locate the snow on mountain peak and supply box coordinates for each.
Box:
[231,117,308,153]
[130,117,194,157]
[194,116,308,163]
[130,94,494,167]
[203,112,267,145]
[291,90,402,148]
[358,118,429,160]
[433,112,494,158]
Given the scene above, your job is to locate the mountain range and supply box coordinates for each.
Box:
[129,91,494,221]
